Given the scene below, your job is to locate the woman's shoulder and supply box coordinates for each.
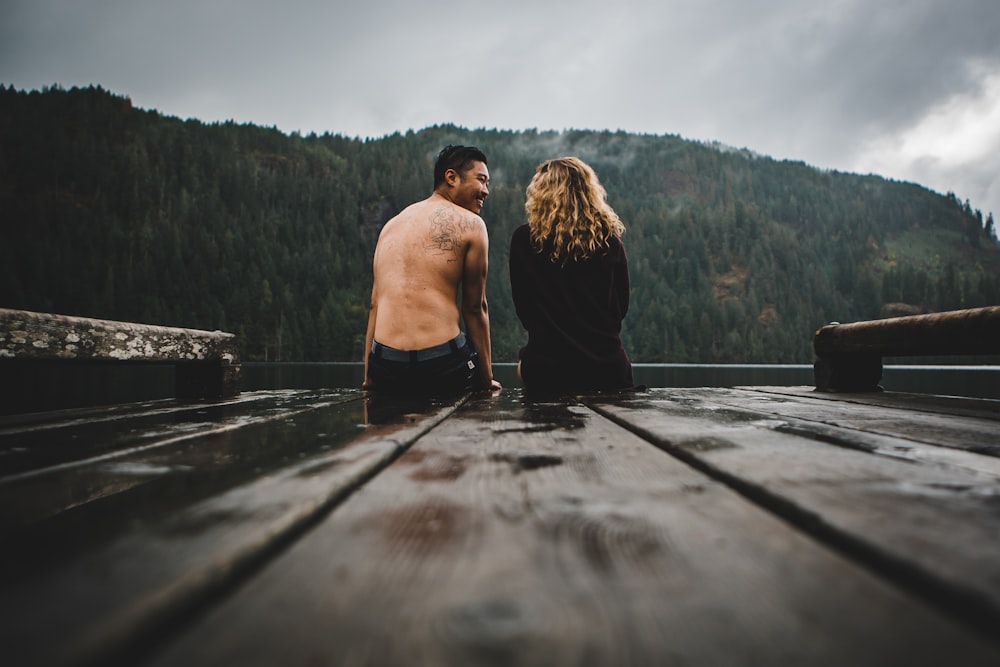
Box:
[510,224,532,250]
[596,234,625,259]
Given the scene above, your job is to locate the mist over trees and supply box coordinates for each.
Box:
[2,85,998,363]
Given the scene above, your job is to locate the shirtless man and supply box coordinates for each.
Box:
[363,145,502,394]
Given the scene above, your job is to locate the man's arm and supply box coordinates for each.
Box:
[462,221,501,391]
[362,283,377,390]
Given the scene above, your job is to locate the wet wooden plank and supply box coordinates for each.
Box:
[0,390,364,537]
[587,388,1000,644]
[0,390,467,667]
[688,386,1000,460]
[751,385,1000,420]
[0,390,352,478]
[143,392,1000,666]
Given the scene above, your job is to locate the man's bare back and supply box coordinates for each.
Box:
[370,195,482,349]
[363,147,499,392]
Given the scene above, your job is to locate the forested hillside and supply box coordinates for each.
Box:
[2,85,998,363]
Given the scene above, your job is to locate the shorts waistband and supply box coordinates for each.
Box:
[372,332,467,363]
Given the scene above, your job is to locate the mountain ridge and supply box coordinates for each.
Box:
[2,84,998,363]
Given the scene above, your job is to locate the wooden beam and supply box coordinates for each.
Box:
[814,306,1000,358]
[0,308,240,400]
[813,306,1000,392]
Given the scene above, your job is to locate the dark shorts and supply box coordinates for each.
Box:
[367,333,479,395]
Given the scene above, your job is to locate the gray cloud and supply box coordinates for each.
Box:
[3,0,999,218]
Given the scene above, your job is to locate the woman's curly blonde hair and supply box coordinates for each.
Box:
[524,157,625,264]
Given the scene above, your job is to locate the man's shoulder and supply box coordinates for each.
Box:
[379,202,418,232]
[382,196,487,252]
[438,204,488,244]
[436,199,485,223]
[412,197,485,225]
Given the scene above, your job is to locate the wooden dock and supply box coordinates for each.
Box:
[2,385,1000,666]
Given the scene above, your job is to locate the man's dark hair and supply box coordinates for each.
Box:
[434,145,488,189]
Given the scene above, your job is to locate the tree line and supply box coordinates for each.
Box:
[2,84,998,363]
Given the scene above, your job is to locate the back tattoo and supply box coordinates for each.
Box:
[426,205,476,262]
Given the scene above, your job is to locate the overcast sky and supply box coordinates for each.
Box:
[4,0,999,221]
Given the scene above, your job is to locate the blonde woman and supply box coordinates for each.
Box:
[509,157,634,393]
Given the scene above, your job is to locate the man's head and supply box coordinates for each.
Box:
[433,145,490,214]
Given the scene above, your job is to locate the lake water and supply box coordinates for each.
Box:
[241,362,1000,400]
[3,362,998,416]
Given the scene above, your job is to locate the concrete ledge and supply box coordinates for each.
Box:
[0,308,241,400]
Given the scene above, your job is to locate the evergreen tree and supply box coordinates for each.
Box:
[2,85,998,363]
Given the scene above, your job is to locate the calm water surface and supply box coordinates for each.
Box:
[4,362,997,415]
[242,362,1000,400]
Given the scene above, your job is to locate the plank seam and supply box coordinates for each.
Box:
[685,388,1000,461]
[0,390,349,435]
[0,395,366,485]
[738,386,1000,422]
[584,398,1000,649]
[80,393,471,667]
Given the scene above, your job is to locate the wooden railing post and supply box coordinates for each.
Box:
[813,306,1000,392]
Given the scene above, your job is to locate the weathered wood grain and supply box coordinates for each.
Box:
[750,385,1000,421]
[689,386,1000,466]
[144,392,1000,666]
[0,390,362,532]
[662,386,1000,459]
[814,306,1000,358]
[812,306,1000,392]
[0,390,467,667]
[587,388,1000,645]
[0,390,345,477]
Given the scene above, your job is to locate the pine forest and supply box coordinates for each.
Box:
[2,85,999,363]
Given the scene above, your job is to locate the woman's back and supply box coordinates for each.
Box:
[510,225,629,356]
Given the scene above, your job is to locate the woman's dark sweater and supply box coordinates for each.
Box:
[508,224,633,392]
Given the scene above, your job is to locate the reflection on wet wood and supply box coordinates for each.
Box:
[145,392,1000,666]
[1,386,999,666]
[0,390,465,667]
[586,388,1000,642]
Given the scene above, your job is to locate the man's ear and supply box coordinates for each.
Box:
[444,168,460,186]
